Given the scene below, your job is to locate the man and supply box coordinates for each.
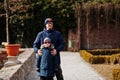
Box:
[33,18,65,80]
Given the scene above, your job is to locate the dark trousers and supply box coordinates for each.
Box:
[40,76,53,80]
[36,54,41,69]
[55,66,64,80]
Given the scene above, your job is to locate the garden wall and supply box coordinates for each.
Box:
[81,4,120,49]
[68,4,120,50]
[0,48,35,80]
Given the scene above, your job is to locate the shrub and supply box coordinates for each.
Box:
[111,54,120,65]
[79,50,93,63]
[113,69,120,80]
[79,49,120,64]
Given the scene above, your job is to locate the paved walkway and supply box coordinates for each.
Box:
[25,52,105,80]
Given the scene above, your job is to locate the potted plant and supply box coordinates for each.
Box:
[2,42,21,67]
[5,44,20,56]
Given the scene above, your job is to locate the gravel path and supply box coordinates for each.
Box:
[25,52,105,80]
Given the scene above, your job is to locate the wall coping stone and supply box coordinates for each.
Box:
[0,48,35,80]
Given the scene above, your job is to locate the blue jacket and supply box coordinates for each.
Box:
[40,48,58,77]
[33,29,65,65]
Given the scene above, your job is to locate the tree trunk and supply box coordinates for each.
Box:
[4,0,9,43]
[86,8,90,49]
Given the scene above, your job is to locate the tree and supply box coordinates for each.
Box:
[3,0,31,45]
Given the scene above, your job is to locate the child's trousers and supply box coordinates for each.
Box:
[36,54,41,70]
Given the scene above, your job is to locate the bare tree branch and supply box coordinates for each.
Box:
[0,13,6,17]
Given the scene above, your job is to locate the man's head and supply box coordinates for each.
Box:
[44,18,53,30]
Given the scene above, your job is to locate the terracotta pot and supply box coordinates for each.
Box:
[5,44,20,56]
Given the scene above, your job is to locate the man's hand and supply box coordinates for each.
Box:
[37,49,43,56]
[51,49,57,56]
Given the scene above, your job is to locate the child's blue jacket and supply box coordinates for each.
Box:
[39,48,58,77]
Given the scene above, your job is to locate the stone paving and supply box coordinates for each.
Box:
[25,52,105,80]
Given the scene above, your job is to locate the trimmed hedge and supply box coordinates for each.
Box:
[79,49,120,64]
[113,69,120,80]
[88,49,120,55]
[80,50,93,63]
[91,56,111,64]
[80,49,120,80]
[111,54,120,65]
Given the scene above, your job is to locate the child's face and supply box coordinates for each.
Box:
[44,41,51,47]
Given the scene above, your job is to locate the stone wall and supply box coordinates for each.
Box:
[0,48,35,80]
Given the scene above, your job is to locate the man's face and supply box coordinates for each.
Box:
[46,22,53,30]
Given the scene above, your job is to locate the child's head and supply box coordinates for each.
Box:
[44,37,51,47]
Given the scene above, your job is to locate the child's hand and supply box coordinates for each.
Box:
[38,49,43,56]
[51,49,57,56]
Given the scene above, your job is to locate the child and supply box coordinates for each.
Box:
[36,37,59,80]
